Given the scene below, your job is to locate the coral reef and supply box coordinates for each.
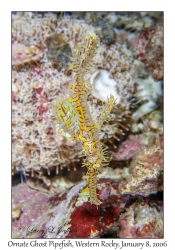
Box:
[136,19,163,81]
[12,127,163,238]
[12,11,163,239]
[12,12,136,175]
[118,128,163,196]
[12,178,163,238]
[132,76,162,121]
[12,43,43,65]
[89,13,117,45]
[90,70,120,102]
[12,183,51,238]
[118,200,163,238]
[45,33,72,73]
[113,134,147,160]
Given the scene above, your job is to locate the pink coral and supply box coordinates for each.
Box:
[12,43,43,65]
[113,134,146,160]
[12,183,50,237]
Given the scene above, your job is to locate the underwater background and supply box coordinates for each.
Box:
[12,11,163,238]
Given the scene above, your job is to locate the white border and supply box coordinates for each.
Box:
[1,0,174,249]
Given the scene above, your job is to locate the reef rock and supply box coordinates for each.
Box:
[118,200,163,238]
[118,128,163,196]
[113,134,147,160]
[12,173,163,238]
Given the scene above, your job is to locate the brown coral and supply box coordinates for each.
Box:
[137,19,163,81]
[118,128,163,196]
[45,33,72,71]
